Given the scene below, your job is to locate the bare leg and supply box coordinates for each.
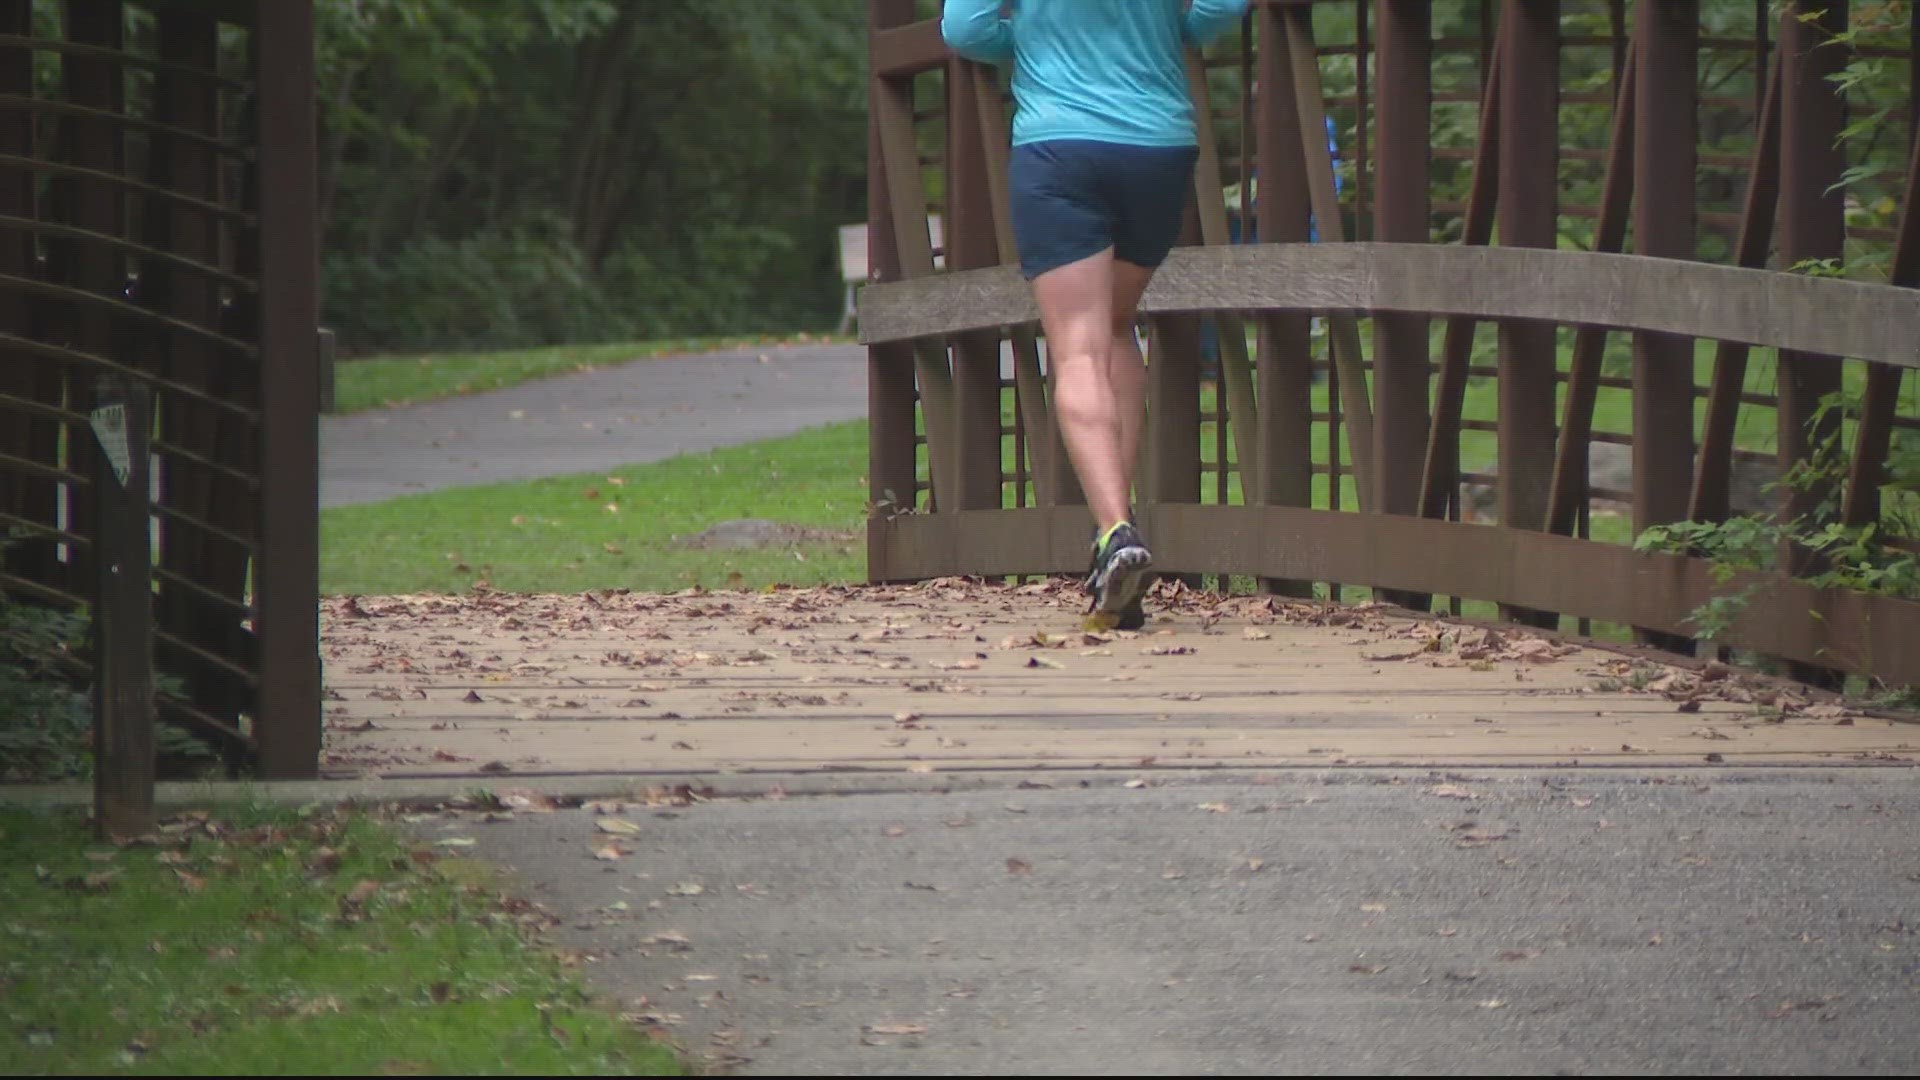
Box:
[1108,259,1157,496]
[1033,248,1129,530]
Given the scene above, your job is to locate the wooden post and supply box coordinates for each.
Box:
[866,0,922,578]
[91,377,154,840]
[1631,1,1698,655]
[1494,0,1559,629]
[1371,0,1432,612]
[254,0,323,777]
[1254,3,1316,597]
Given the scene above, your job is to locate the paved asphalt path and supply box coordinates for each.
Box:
[320,344,869,508]
[441,767,1920,1076]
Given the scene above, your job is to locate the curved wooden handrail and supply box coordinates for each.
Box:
[858,243,1920,371]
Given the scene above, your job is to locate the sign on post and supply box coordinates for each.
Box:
[90,377,156,841]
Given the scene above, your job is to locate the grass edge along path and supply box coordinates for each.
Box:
[331,332,850,415]
[0,801,687,1076]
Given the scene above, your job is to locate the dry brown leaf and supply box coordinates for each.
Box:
[596,818,641,836]
[1426,784,1475,800]
[1196,802,1231,814]
[883,826,907,838]
[592,844,625,862]
[1350,964,1387,975]
[1242,627,1272,641]
[175,870,206,893]
[865,1023,927,1036]
[1005,858,1033,875]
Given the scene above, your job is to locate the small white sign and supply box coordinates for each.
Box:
[90,403,132,489]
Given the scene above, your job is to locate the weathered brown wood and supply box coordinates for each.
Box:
[1689,61,1782,524]
[1630,2,1698,538]
[873,17,946,78]
[1417,41,1502,523]
[1185,51,1260,500]
[1546,46,1634,538]
[1146,209,1205,519]
[1254,1,1316,596]
[859,244,1920,372]
[1775,2,1847,568]
[866,0,920,567]
[1279,4,1374,507]
[252,0,323,778]
[1840,131,1920,528]
[873,68,961,510]
[869,503,1920,689]
[944,60,1008,513]
[1371,2,1430,514]
[1494,0,1558,629]
[91,376,155,839]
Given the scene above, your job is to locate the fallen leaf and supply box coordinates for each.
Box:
[1350,964,1387,975]
[865,1023,927,1036]
[1005,858,1032,875]
[1025,656,1064,670]
[904,882,941,891]
[1496,948,1542,961]
[1242,627,1272,641]
[175,870,206,893]
[596,818,641,836]
[1124,778,1150,789]
[342,879,381,908]
[667,883,705,897]
[1570,796,1596,808]
[1196,802,1231,814]
[907,763,935,774]
[592,845,625,861]
[1426,784,1475,800]
[1161,869,1186,880]
[1480,998,1508,1009]
[1360,902,1387,913]
[462,689,484,703]
[883,825,907,838]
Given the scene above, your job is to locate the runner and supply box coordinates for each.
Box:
[942,0,1250,629]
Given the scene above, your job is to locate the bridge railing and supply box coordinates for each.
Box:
[861,0,1920,690]
[859,243,1920,688]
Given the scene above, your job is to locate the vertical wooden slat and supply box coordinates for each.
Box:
[1185,52,1260,501]
[1840,134,1920,528]
[944,59,1007,513]
[1145,207,1205,521]
[866,0,920,572]
[1547,47,1635,538]
[1495,0,1558,627]
[1280,4,1374,507]
[1371,0,1430,521]
[1371,0,1430,611]
[1774,1,1847,564]
[253,0,322,778]
[1417,43,1502,522]
[874,68,961,512]
[1630,2,1697,539]
[1255,2,1317,597]
[1353,0,1370,239]
[1689,62,1782,524]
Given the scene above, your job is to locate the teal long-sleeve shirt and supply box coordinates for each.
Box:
[940,0,1250,148]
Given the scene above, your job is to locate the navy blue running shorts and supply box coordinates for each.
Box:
[1008,139,1199,281]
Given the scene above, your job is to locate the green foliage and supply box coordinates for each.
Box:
[1636,393,1920,646]
[0,599,92,781]
[314,0,867,354]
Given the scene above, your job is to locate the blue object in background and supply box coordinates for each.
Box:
[1201,115,1339,370]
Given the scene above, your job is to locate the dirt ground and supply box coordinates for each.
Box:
[317,579,1916,780]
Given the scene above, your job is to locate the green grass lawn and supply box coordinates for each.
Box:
[331,331,850,414]
[0,802,684,1076]
[323,421,870,595]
